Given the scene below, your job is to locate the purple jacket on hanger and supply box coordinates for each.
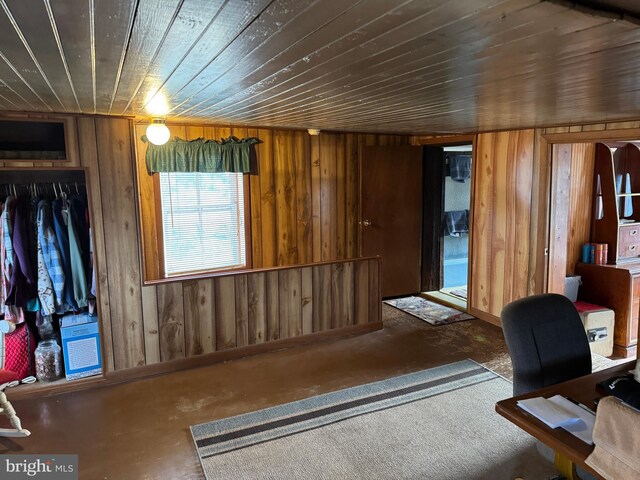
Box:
[6,196,37,307]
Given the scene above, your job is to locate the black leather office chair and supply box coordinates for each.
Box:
[501,293,592,396]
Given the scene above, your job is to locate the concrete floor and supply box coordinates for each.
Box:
[3,305,513,479]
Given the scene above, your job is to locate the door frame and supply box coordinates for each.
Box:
[412,135,476,299]
[542,127,640,296]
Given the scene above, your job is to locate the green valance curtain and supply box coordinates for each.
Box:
[143,136,259,175]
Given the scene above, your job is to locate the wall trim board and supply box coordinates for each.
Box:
[140,256,382,286]
[468,306,501,327]
[412,134,476,145]
[548,144,573,294]
[135,119,418,139]
[105,321,382,383]
[542,128,640,144]
[530,130,550,296]
[0,111,134,121]
[8,322,382,401]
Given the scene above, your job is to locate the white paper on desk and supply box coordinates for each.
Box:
[548,395,595,445]
[517,396,580,429]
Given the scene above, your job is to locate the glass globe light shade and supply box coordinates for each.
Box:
[146,120,171,145]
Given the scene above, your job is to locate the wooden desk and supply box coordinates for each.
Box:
[495,362,634,479]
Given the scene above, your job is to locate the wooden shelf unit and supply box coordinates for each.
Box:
[592,142,640,264]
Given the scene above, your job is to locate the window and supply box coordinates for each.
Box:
[158,172,247,276]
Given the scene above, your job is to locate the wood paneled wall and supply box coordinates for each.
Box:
[469,122,622,324]
[124,124,395,370]
[134,124,409,280]
[147,257,381,363]
[6,113,634,373]
[469,129,538,323]
[1,115,387,376]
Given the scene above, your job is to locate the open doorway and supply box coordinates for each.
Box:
[359,138,473,304]
[422,142,472,309]
[546,137,640,359]
[441,145,472,295]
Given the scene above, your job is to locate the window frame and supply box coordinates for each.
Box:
[152,172,252,279]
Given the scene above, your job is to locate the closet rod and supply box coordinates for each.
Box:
[0,182,86,196]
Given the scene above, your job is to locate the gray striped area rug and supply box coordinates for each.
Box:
[190,360,556,479]
[192,361,492,459]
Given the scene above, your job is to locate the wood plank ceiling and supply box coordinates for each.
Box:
[0,0,639,134]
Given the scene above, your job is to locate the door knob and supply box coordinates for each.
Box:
[360,220,372,227]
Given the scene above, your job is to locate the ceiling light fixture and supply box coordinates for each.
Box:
[307,128,321,136]
[146,118,171,145]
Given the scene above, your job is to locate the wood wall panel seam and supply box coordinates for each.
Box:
[490,131,508,316]
[258,129,277,267]
[345,134,358,258]
[248,128,263,268]
[214,276,236,350]
[140,285,161,364]
[470,132,496,314]
[512,130,535,301]
[295,131,312,265]
[274,130,297,265]
[235,274,250,348]
[336,133,347,260]
[247,272,266,344]
[156,282,186,362]
[266,270,280,341]
[301,266,313,335]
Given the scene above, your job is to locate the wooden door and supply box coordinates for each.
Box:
[361,146,423,297]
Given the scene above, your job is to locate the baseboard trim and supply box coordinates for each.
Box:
[8,322,383,401]
[612,343,637,359]
[467,307,501,327]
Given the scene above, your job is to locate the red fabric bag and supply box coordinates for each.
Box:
[2,323,36,380]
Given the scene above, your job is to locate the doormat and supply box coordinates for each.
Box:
[383,296,474,326]
[449,286,468,300]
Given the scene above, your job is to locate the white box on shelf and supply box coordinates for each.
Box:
[60,313,102,381]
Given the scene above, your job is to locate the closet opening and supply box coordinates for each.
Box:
[0,168,103,394]
[422,143,473,310]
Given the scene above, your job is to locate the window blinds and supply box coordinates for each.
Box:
[159,172,246,276]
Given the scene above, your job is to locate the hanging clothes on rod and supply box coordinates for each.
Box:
[1,182,93,321]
